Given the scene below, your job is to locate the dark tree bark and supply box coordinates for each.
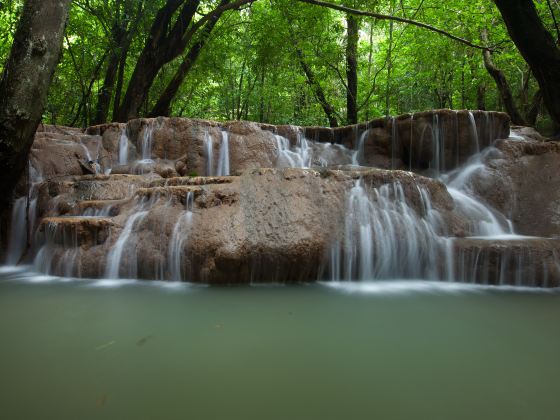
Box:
[295,45,339,127]
[115,0,200,122]
[493,0,560,134]
[526,89,543,127]
[149,0,229,117]
[477,84,486,111]
[71,49,110,127]
[481,28,526,125]
[346,13,358,125]
[115,0,254,122]
[0,0,71,211]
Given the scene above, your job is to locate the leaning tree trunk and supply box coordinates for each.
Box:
[493,0,560,134]
[481,29,526,125]
[149,0,229,117]
[0,0,71,212]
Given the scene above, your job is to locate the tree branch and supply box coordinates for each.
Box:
[181,0,256,45]
[296,0,492,51]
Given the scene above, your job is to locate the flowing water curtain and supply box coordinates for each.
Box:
[329,179,450,281]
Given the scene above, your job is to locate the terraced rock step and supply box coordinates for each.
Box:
[38,216,116,247]
[74,199,127,216]
[452,237,560,287]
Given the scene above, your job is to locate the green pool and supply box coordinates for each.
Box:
[0,267,559,420]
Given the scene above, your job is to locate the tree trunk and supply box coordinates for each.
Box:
[0,0,71,211]
[477,84,486,110]
[295,46,338,127]
[112,43,131,119]
[481,28,526,125]
[115,0,201,122]
[526,89,543,127]
[94,43,121,124]
[493,0,560,134]
[149,0,229,118]
[346,13,358,125]
[115,0,253,122]
[95,1,144,124]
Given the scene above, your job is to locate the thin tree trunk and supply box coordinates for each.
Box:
[526,89,543,127]
[112,43,130,119]
[385,17,394,117]
[346,13,359,124]
[71,50,109,127]
[0,0,71,211]
[116,0,254,122]
[481,28,526,125]
[294,46,338,127]
[149,0,229,118]
[477,85,486,110]
[258,65,266,123]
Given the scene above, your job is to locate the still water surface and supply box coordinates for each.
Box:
[0,267,559,420]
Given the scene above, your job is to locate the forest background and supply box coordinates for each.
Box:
[0,0,558,132]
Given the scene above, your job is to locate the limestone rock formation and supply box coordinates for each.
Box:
[4,110,560,287]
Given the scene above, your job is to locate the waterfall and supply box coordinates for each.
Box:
[431,114,443,175]
[204,129,214,176]
[5,163,43,265]
[274,131,313,168]
[352,129,369,165]
[34,220,83,277]
[119,128,129,165]
[296,128,312,168]
[216,130,230,176]
[79,140,93,162]
[331,180,447,281]
[4,198,28,265]
[468,111,480,154]
[168,192,194,281]
[140,122,155,163]
[275,135,296,167]
[105,207,149,279]
[443,148,513,236]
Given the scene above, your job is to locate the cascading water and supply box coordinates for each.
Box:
[330,179,449,281]
[352,129,369,165]
[467,111,480,154]
[295,128,312,168]
[105,199,151,279]
[34,219,84,278]
[216,131,230,176]
[4,198,28,265]
[204,129,214,176]
[431,114,443,175]
[140,122,155,163]
[168,192,194,281]
[4,163,43,265]
[119,128,129,165]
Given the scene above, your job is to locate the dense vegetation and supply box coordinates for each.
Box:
[0,0,558,129]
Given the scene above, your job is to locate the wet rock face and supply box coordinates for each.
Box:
[77,110,510,179]
[8,111,560,287]
[30,125,110,180]
[461,132,560,237]
[31,168,459,284]
[452,238,560,287]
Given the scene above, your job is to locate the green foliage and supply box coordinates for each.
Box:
[0,0,23,71]
[1,0,558,128]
